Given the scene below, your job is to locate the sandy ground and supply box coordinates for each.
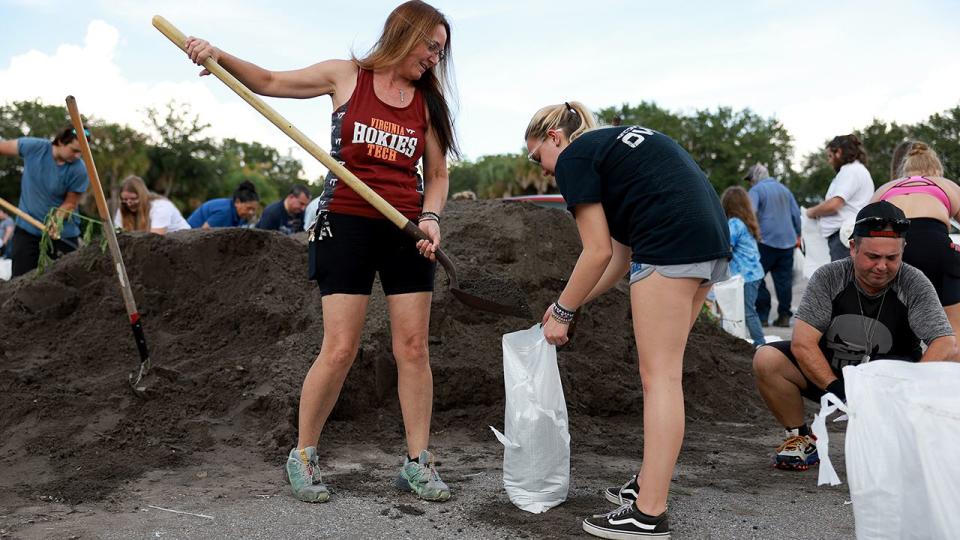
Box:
[0,202,856,539]
[2,420,853,539]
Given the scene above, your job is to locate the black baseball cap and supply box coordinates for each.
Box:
[850,201,910,239]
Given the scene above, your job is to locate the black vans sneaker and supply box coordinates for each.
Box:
[604,474,640,505]
[582,502,670,539]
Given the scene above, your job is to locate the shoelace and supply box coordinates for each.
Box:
[778,435,810,452]
[604,502,636,519]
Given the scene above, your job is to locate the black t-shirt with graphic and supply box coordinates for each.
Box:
[554,126,731,265]
[795,258,953,373]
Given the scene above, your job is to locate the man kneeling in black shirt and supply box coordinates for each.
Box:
[752,201,956,470]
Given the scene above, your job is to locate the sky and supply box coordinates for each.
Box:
[2,0,959,182]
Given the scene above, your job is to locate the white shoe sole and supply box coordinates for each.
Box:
[582,520,670,539]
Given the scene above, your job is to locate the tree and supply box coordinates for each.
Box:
[599,102,794,193]
[143,101,218,208]
[0,100,76,204]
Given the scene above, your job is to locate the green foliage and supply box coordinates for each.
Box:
[0,100,77,205]
[598,102,795,193]
[792,107,960,205]
[0,99,311,229]
[449,153,549,198]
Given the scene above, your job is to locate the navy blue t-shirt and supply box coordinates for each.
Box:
[554,126,731,265]
[257,200,303,235]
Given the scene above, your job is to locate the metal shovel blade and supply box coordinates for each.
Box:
[435,248,530,318]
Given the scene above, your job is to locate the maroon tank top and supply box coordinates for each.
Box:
[319,68,428,220]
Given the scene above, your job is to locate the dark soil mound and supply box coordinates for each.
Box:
[0,200,761,505]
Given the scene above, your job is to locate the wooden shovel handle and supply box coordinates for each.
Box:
[152,15,410,231]
[0,196,46,232]
[66,96,140,319]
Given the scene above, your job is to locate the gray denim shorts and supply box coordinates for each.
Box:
[630,258,730,286]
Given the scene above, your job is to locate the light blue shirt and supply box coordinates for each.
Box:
[748,177,801,250]
[16,138,89,238]
[727,217,764,282]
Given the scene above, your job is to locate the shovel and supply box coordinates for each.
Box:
[0,196,80,251]
[153,15,529,318]
[66,96,175,397]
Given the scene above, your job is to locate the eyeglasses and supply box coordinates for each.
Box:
[71,128,91,137]
[121,196,140,205]
[527,139,545,164]
[424,37,446,61]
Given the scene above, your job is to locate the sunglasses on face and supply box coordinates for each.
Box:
[527,139,545,164]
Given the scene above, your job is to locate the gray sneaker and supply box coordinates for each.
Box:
[286,447,330,503]
[395,449,451,501]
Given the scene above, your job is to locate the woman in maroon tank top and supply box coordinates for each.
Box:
[184,1,459,503]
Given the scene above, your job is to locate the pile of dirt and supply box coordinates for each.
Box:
[0,200,761,506]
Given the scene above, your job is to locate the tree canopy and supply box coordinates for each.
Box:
[0,99,312,219]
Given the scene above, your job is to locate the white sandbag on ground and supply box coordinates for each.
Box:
[491,324,570,513]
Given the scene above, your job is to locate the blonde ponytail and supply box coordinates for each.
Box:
[899,141,944,178]
[524,101,597,143]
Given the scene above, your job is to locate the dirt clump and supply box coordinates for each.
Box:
[0,200,762,506]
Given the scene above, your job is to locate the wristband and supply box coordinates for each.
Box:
[551,302,575,324]
[825,379,846,402]
[418,211,440,224]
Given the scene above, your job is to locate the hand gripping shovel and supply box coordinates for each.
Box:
[153,15,529,317]
[66,96,175,397]
[0,197,79,251]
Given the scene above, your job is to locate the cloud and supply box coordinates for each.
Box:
[0,20,330,182]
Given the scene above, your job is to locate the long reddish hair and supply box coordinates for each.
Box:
[353,1,459,158]
[721,186,761,242]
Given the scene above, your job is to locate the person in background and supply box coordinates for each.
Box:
[872,142,960,336]
[0,127,90,277]
[752,201,955,471]
[114,175,191,234]
[889,139,914,180]
[0,209,14,257]
[184,0,456,504]
[722,186,766,348]
[806,134,874,261]
[745,163,801,327]
[257,184,311,234]
[187,181,260,229]
[525,101,731,538]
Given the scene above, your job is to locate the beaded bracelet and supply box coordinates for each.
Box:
[418,211,441,224]
[551,302,575,324]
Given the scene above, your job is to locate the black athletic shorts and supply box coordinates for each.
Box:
[902,218,960,306]
[310,212,436,296]
[761,340,830,402]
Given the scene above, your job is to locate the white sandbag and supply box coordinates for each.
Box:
[491,324,570,513]
[801,210,830,279]
[812,360,960,539]
[713,274,746,339]
[792,247,805,287]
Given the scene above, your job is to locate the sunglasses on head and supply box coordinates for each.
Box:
[854,216,911,235]
[71,128,91,137]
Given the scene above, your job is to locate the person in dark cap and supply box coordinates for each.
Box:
[751,201,956,471]
[745,163,802,327]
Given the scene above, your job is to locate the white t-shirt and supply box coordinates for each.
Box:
[114,198,192,232]
[820,160,874,237]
